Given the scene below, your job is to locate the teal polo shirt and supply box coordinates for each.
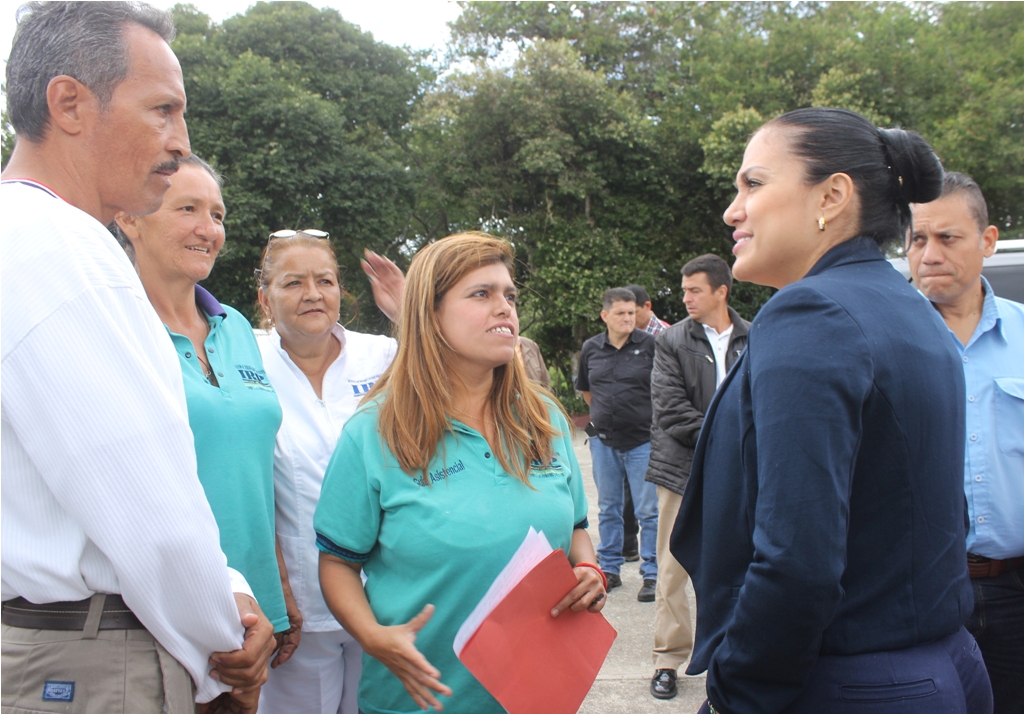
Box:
[314,398,589,714]
[167,286,288,633]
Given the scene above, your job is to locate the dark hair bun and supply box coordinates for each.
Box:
[770,107,944,246]
[877,128,943,205]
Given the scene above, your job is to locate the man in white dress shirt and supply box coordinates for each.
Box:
[644,254,750,700]
[1,3,274,712]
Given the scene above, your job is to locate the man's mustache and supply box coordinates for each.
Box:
[154,159,181,176]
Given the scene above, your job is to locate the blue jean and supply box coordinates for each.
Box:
[589,438,658,580]
[966,566,1024,714]
[696,627,991,714]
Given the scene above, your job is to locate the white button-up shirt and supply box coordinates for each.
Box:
[1,181,245,703]
[702,322,735,387]
[258,324,395,630]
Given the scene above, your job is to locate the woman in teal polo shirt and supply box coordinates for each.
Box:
[113,157,291,650]
[314,232,608,714]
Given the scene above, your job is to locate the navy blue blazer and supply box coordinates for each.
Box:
[670,237,973,714]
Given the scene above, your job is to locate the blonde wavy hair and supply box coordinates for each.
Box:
[367,232,564,484]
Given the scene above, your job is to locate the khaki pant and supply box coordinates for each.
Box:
[652,485,694,671]
[2,597,196,714]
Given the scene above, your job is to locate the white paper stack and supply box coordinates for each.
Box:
[453,527,553,657]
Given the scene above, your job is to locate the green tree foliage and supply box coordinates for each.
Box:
[170,2,426,330]
[408,39,680,391]
[442,0,1024,403]
[451,1,680,107]
[451,1,1022,233]
[8,1,1013,412]
[919,2,1024,229]
[700,107,765,200]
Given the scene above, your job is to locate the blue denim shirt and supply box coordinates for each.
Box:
[951,277,1024,560]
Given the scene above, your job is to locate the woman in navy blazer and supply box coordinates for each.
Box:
[671,108,991,713]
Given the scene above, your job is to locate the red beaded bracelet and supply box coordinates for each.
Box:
[573,562,607,590]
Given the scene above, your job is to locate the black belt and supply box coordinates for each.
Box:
[966,553,1024,579]
[1,594,145,631]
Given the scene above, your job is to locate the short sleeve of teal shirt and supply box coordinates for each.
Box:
[314,398,588,714]
[167,293,288,633]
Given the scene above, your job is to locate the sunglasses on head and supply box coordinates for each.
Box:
[268,229,330,240]
[256,229,331,280]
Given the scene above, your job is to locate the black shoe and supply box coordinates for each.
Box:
[604,572,622,590]
[637,578,657,602]
[622,548,640,562]
[651,669,677,699]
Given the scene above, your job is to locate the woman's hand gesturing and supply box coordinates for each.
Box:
[364,604,453,711]
[361,249,405,323]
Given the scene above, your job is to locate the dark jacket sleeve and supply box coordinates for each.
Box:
[652,331,705,449]
[706,286,873,714]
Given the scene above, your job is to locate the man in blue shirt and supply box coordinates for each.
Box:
[908,172,1024,714]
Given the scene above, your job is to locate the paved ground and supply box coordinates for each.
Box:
[572,430,708,713]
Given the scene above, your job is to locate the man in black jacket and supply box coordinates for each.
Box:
[647,255,750,700]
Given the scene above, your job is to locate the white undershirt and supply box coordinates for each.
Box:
[702,322,734,387]
[1,181,246,703]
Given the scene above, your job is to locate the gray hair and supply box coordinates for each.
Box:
[6,1,175,143]
[939,171,989,234]
[179,154,223,188]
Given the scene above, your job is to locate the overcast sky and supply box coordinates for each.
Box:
[1,0,466,72]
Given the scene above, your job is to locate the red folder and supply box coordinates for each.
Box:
[458,550,617,714]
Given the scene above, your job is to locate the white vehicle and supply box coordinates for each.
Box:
[888,238,1024,303]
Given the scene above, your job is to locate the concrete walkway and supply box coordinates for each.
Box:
[572,429,707,713]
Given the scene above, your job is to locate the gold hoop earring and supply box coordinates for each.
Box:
[818,216,827,231]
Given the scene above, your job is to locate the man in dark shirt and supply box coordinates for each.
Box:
[577,288,659,601]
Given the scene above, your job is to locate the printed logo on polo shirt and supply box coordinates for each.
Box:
[529,456,565,478]
[42,681,74,702]
[236,365,275,392]
[349,374,382,397]
[413,459,465,486]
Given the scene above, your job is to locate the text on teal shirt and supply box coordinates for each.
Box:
[167,286,288,632]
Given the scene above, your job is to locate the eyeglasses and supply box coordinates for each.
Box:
[268,228,330,240]
[257,229,331,280]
